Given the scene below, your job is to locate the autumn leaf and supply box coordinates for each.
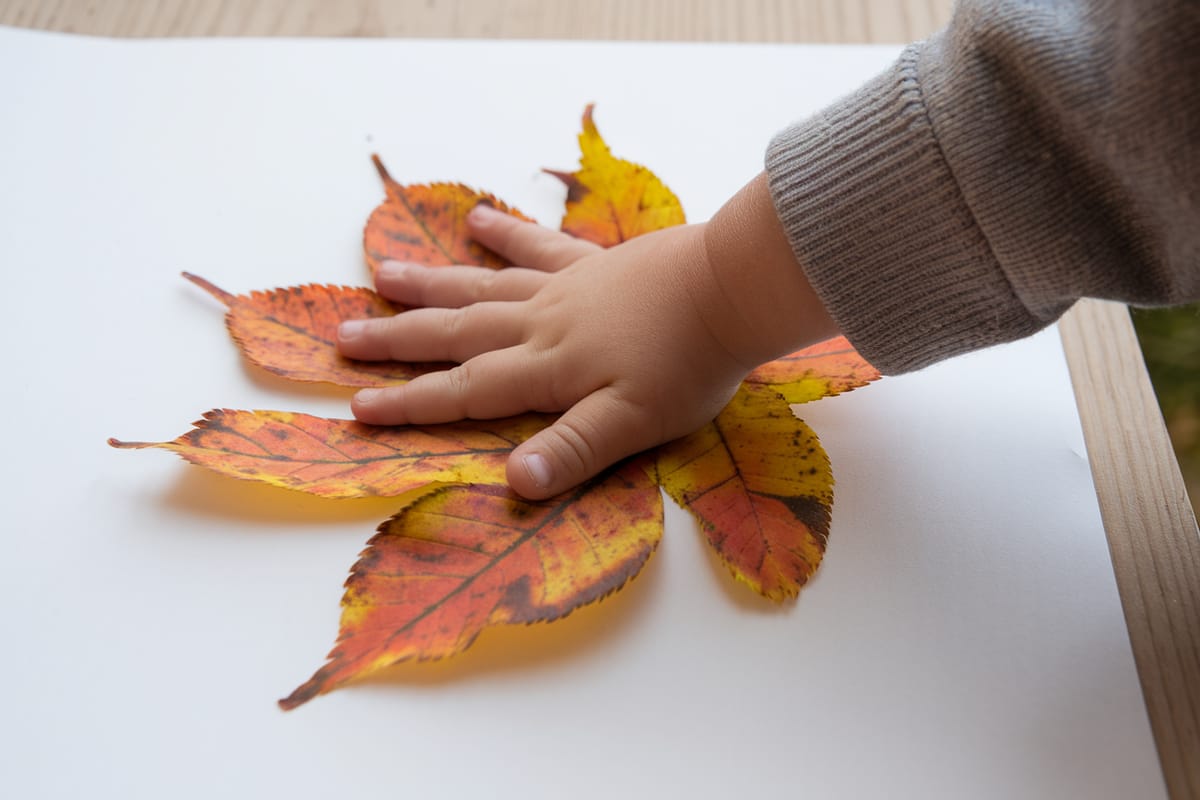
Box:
[651,333,878,602]
[747,335,881,404]
[655,381,834,600]
[182,273,448,387]
[110,106,884,711]
[364,155,536,278]
[109,409,553,498]
[545,104,686,247]
[539,109,876,600]
[279,458,661,710]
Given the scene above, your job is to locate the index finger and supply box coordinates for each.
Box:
[468,204,599,272]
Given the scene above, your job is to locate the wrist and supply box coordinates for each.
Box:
[701,173,839,366]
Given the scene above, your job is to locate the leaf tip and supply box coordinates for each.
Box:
[181,272,234,306]
[279,661,340,711]
[370,153,394,186]
[108,437,151,449]
[541,167,574,187]
[276,688,311,712]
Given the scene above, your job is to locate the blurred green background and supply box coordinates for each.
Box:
[1132,303,1200,519]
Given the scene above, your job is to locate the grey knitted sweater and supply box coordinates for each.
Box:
[765,0,1198,374]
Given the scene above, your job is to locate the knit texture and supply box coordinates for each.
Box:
[766,0,1199,374]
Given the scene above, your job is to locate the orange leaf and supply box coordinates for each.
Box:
[545,104,686,247]
[279,459,662,709]
[363,155,535,278]
[109,410,552,498]
[747,335,881,405]
[655,382,833,600]
[183,273,445,387]
[108,108,886,713]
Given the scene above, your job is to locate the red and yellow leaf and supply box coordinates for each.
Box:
[545,104,686,247]
[108,410,552,498]
[364,155,535,278]
[108,107,886,712]
[279,458,662,709]
[183,273,445,387]
[748,335,881,405]
[655,382,834,601]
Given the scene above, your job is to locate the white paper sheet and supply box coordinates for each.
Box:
[0,27,1163,799]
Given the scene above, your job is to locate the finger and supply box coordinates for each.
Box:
[350,348,557,425]
[468,204,599,273]
[506,389,660,500]
[337,302,524,363]
[374,261,549,308]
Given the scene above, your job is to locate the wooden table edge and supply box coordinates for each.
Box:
[1060,299,1200,799]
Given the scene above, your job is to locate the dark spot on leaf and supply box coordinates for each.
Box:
[500,575,536,620]
[505,501,533,519]
[565,181,589,204]
[385,230,424,245]
[407,548,450,565]
[770,493,831,540]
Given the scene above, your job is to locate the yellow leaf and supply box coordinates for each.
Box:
[545,104,686,247]
[656,382,833,600]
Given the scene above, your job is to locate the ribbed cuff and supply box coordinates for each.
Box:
[765,45,1042,374]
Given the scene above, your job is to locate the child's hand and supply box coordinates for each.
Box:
[337,174,838,499]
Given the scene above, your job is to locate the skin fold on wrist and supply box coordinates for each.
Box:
[702,173,840,366]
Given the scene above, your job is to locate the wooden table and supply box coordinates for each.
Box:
[3,1,1195,795]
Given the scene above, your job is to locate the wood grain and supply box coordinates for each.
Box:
[0,0,945,42]
[4,1,1196,796]
[1061,300,1200,800]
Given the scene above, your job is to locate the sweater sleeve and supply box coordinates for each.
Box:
[764,0,1199,374]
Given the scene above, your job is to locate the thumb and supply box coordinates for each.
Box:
[506,389,659,500]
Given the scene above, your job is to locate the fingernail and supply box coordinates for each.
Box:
[377,260,409,281]
[355,388,382,404]
[468,203,500,225]
[339,320,366,340]
[522,453,553,489]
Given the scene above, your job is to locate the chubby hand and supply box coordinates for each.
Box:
[337,175,837,500]
[337,204,748,499]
